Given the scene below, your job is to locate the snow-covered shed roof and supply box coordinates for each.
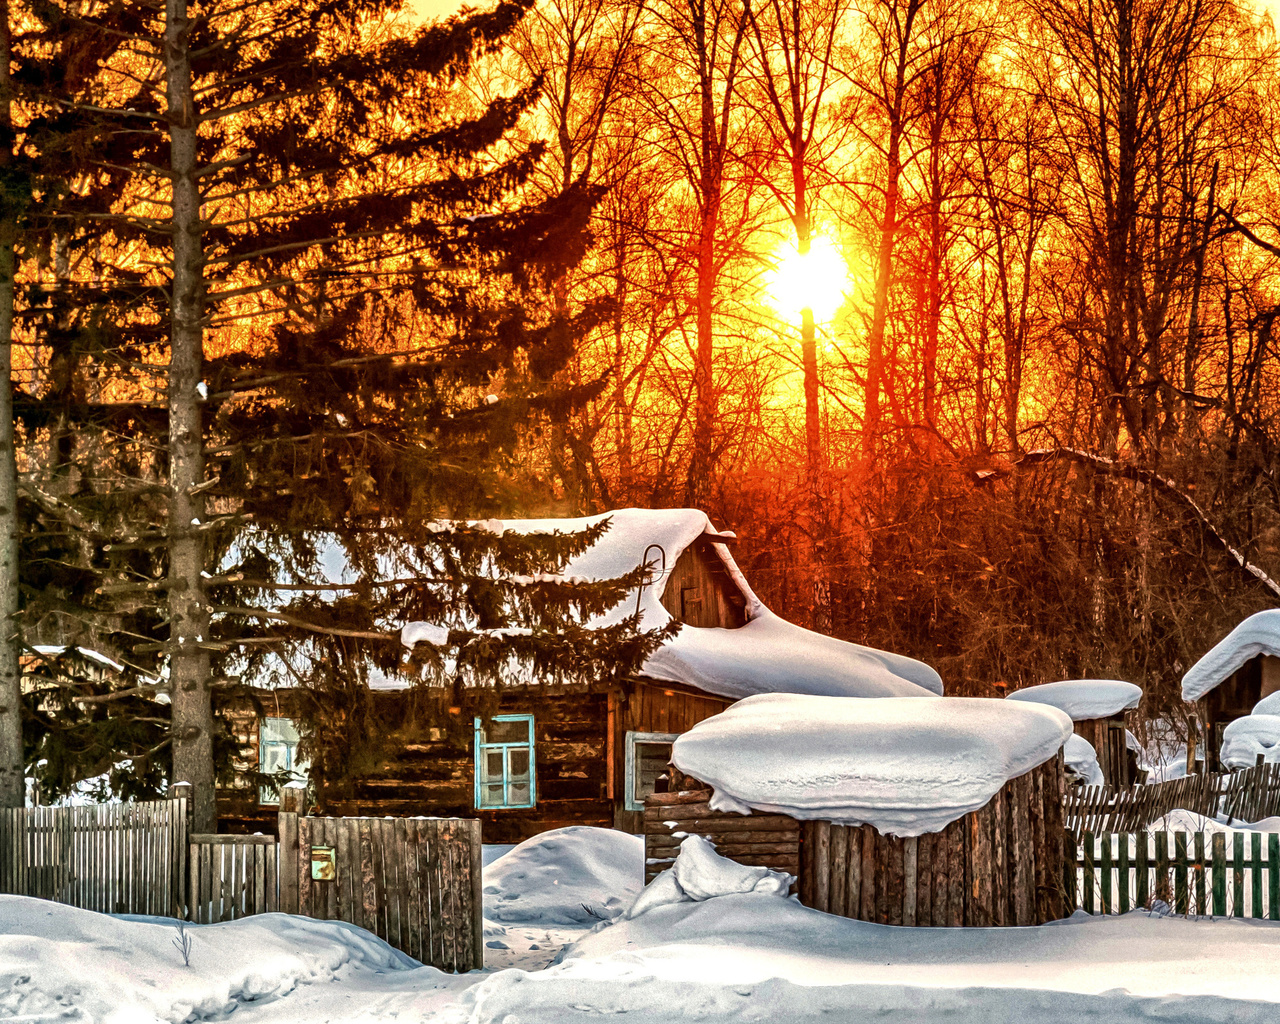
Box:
[1220,714,1280,769]
[670,693,1072,837]
[399,508,944,702]
[1005,679,1141,721]
[1183,610,1280,703]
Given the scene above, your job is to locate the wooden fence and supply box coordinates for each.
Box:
[643,789,800,885]
[189,834,278,923]
[1063,763,1280,837]
[0,799,188,916]
[294,815,482,972]
[1072,830,1280,919]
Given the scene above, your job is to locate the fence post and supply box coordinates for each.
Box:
[469,818,483,970]
[1185,715,1198,776]
[277,783,306,915]
[171,782,193,919]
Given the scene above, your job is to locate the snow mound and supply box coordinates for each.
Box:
[1183,609,1280,702]
[0,896,425,1023]
[483,826,643,925]
[1006,679,1141,720]
[392,508,944,700]
[671,693,1073,837]
[626,835,792,919]
[1064,734,1104,786]
[1254,691,1280,716]
[1220,714,1280,769]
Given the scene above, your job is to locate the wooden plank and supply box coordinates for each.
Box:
[1233,831,1245,918]
[1194,830,1206,917]
[469,819,486,970]
[393,819,412,959]
[1012,773,1033,925]
[798,822,812,907]
[1135,830,1149,910]
[360,818,378,938]
[646,831,803,849]
[1154,831,1169,912]
[404,819,423,964]
[266,835,278,914]
[813,822,830,914]
[298,817,314,921]
[1212,831,1226,917]
[327,818,341,925]
[337,818,356,929]
[1031,766,1048,923]
[1252,831,1263,920]
[829,825,847,918]
[279,811,300,916]
[903,836,918,927]
[1174,832,1188,915]
[887,833,904,927]
[254,840,267,917]
[1100,831,1113,915]
[949,818,965,928]
[644,790,716,806]
[931,818,947,927]
[846,826,862,924]
[914,832,930,928]
[1082,831,1096,915]
[384,819,403,952]
[1268,833,1279,923]
[992,783,1008,926]
[642,810,798,831]
[859,825,876,923]
[1118,831,1131,913]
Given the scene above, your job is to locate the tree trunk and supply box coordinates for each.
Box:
[165,0,215,832]
[0,0,21,808]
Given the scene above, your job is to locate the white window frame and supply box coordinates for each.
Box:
[624,731,680,811]
[258,717,308,806]
[474,714,537,810]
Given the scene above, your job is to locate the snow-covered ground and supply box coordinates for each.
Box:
[4,826,1280,1023]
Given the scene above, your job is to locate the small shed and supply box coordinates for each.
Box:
[1006,680,1142,786]
[651,693,1075,927]
[1183,610,1280,771]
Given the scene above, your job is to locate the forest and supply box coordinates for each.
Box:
[2,0,1280,826]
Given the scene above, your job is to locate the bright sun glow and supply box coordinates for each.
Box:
[765,236,850,324]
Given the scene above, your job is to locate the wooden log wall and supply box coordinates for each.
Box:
[798,757,1070,927]
[218,691,612,844]
[1074,716,1133,788]
[643,789,800,885]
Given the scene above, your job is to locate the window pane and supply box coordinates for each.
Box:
[480,783,505,808]
[483,718,530,744]
[484,750,504,780]
[507,782,530,806]
[262,717,300,745]
[634,742,673,800]
[508,748,530,780]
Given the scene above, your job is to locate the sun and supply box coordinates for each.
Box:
[765,235,849,324]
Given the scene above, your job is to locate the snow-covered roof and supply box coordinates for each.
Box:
[398,508,944,701]
[1063,734,1103,786]
[1182,610,1280,703]
[670,693,1072,837]
[1220,714,1280,769]
[1253,692,1280,716]
[1005,679,1141,721]
[29,645,125,674]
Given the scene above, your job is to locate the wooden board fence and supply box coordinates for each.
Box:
[1063,763,1280,837]
[1071,831,1280,919]
[0,799,188,916]
[189,834,278,923]
[642,789,801,885]
[292,816,483,972]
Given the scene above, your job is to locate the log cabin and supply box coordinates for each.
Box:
[1005,679,1143,786]
[217,508,944,841]
[1183,610,1280,771]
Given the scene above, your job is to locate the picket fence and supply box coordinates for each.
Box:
[1063,762,1280,837]
[0,800,188,916]
[1072,830,1280,919]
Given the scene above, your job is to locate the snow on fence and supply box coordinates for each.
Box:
[0,798,189,916]
[1071,830,1280,919]
[1063,763,1280,837]
[188,833,277,923]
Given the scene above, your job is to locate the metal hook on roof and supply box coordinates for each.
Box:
[636,543,667,617]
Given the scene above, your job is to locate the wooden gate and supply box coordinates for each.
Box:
[284,815,482,972]
[189,834,278,923]
[0,798,189,916]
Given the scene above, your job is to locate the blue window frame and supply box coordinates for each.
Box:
[474,714,536,809]
[259,717,308,805]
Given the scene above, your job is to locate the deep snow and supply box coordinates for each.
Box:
[1006,678,1141,720]
[1064,733,1104,785]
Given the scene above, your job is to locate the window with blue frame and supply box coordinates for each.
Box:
[258,717,309,805]
[474,714,536,809]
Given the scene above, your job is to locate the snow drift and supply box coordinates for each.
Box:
[1063,734,1104,786]
[483,826,644,925]
[1006,679,1141,720]
[671,693,1073,837]
[1221,714,1280,769]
